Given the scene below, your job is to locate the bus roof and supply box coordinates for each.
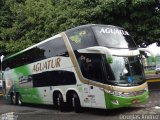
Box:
[65,24,124,33]
[3,24,124,61]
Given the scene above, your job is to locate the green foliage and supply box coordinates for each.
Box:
[0,0,159,55]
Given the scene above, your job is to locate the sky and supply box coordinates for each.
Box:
[147,43,160,56]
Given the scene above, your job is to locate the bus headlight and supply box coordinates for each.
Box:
[105,89,147,97]
[105,90,123,96]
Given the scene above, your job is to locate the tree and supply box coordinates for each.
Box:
[0,0,159,55]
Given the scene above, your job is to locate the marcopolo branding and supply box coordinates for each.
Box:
[32,57,61,73]
[100,28,129,35]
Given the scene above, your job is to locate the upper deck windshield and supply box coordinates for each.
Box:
[66,25,137,50]
[92,26,137,49]
[66,26,98,50]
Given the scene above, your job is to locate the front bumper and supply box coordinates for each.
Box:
[104,91,149,109]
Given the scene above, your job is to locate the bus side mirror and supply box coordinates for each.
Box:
[138,48,155,57]
[0,55,4,63]
[0,55,4,71]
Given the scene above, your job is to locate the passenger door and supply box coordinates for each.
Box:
[88,59,106,109]
[89,85,106,108]
[80,53,106,108]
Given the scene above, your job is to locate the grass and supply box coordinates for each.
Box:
[144,70,155,75]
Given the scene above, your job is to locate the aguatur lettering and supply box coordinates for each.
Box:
[100,28,129,35]
[32,58,61,73]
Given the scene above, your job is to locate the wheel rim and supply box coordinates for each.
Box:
[72,98,75,107]
[12,95,16,104]
[73,94,78,107]
[58,94,62,107]
[57,94,65,111]
[72,93,81,113]
[18,96,22,105]
[57,97,60,106]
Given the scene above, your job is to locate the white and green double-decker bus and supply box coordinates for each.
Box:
[2,24,148,112]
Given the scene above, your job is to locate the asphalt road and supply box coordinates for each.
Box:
[0,91,160,120]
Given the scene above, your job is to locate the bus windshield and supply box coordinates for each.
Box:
[77,53,145,86]
[92,26,137,49]
[107,55,145,86]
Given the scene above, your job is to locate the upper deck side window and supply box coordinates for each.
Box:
[2,36,68,70]
[65,27,98,50]
[38,37,68,58]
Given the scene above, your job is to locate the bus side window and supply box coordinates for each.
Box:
[61,71,76,85]
[47,37,68,57]
[79,54,104,83]
[32,71,76,87]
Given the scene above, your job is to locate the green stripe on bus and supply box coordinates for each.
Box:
[14,65,31,77]
[18,88,43,104]
[104,91,148,109]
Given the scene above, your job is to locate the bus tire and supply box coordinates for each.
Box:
[53,93,58,109]
[72,93,82,113]
[17,94,23,105]
[53,92,66,112]
[10,93,16,105]
[57,93,66,112]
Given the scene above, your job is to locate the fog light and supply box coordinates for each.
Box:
[111,100,119,105]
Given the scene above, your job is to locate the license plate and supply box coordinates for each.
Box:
[132,99,140,104]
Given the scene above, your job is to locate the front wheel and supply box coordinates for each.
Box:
[72,93,82,113]
[17,94,23,105]
[10,93,16,105]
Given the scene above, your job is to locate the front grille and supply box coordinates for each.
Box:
[121,90,146,97]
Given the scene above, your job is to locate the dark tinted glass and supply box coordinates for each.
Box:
[2,37,68,70]
[92,26,137,49]
[39,37,68,58]
[76,53,105,83]
[32,71,76,87]
[66,27,98,50]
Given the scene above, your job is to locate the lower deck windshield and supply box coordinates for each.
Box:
[76,52,145,86]
[109,55,145,86]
